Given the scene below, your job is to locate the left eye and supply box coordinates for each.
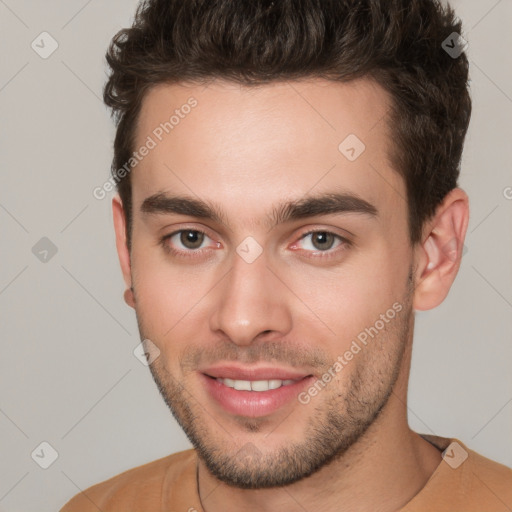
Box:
[295,231,345,252]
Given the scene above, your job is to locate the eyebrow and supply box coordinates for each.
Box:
[140,191,378,230]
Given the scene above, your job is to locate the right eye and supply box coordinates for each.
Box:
[160,228,221,258]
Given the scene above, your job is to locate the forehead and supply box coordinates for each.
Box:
[136,78,391,155]
[130,77,405,231]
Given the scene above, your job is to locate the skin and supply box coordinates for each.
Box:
[112,78,469,511]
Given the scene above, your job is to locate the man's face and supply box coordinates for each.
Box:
[125,78,415,488]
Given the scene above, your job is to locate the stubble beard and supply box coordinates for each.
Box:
[137,271,414,489]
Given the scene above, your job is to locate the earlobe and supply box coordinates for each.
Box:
[124,287,135,308]
[112,195,135,309]
[413,188,469,311]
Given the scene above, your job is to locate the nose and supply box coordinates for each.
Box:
[209,249,293,347]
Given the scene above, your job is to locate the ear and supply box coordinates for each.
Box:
[112,194,135,308]
[413,187,469,311]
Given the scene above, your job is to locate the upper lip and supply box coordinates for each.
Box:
[201,365,311,381]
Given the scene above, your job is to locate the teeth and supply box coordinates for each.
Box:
[234,379,251,391]
[217,378,296,391]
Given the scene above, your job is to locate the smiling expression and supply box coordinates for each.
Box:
[115,77,418,488]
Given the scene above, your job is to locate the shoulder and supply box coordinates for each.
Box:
[466,445,512,504]
[407,435,512,511]
[436,436,512,509]
[59,448,196,511]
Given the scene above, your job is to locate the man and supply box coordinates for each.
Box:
[61,0,512,510]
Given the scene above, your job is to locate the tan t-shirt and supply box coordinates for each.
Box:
[60,435,512,511]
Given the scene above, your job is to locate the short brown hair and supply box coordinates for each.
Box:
[103,0,471,250]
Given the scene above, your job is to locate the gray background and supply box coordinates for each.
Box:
[0,0,511,510]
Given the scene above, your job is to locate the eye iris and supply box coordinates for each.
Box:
[180,230,204,249]
[312,232,335,251]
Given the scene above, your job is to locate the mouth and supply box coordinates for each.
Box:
[199,365,315,418]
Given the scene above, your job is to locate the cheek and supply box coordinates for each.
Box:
[131,244,215,339]
[290,248,406,349]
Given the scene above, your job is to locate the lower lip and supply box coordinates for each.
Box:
[200,373,314,418]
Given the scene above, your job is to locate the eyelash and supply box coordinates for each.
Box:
[160,228,351,261]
